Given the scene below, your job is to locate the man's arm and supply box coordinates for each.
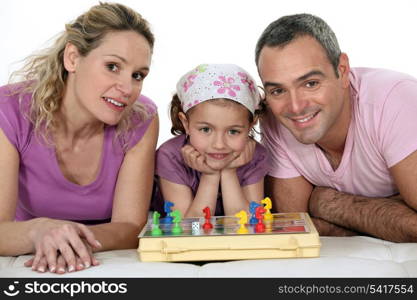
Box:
[311,217,357,237]
[265,175,358,236]
[390,150,417,210]
[265,175,312,212]
[309,187,417,242]
[309,150,417,242]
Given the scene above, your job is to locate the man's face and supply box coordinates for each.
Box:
[258,35,350,145]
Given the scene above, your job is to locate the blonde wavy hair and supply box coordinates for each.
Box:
[10,2,155,149]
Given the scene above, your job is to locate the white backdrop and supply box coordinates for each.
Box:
[2,0,417,146]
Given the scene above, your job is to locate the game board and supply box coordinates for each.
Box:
[137,209,321,262]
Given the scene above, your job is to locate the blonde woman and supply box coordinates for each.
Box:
[0,3,158,274]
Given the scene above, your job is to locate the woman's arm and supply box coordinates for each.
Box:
[0,129,99,264]
[89,115,159,250]
[0,128,33,255]
[23,116,159,273]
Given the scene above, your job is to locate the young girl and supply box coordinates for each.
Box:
[154,64,268,217]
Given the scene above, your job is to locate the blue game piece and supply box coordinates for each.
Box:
[164,201,174,214]
[161,214,173,224]
[249,201,261,213]
[249,201,261,225]
[161,201,174,224]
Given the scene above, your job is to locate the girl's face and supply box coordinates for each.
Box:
[180,100,253,170]
[64,30,151,125]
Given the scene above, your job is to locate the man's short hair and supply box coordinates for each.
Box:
[255,13,342,77]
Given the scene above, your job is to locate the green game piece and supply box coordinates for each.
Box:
[151,212,163,236]
[171,210,183,235]
[151,226,162,236]
[171,210,182,223]
[153,211,160,225]
[171,223,183,235]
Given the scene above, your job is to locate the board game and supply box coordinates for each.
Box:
[137,200,320,262]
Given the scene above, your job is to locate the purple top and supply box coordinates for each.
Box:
[0,83,157,223]
[153,135,269,215]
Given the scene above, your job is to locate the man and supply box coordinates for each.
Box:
[256,13,417,242]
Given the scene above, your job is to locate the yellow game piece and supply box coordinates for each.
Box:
[261,197,273,221]
[265,219,273,233]
[235,210,248,234]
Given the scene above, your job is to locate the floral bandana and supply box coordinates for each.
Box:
[176,64,261,115]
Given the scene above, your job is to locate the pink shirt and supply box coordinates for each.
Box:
[261,68,417,197]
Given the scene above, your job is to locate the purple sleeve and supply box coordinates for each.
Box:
[237,142,269,186]
[155,136,191,186]
[126,94,158,149]
[0,85,32,152]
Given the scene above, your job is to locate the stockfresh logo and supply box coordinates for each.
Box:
[3,281,20,297]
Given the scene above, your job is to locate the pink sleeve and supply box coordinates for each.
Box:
[378,80,417,167]
[260,111,301,178]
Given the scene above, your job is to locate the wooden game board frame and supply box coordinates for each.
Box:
[137,212,321,262]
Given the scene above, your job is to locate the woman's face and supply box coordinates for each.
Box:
[65,30,152,125]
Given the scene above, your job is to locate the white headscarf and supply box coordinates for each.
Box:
[176,64,261,114]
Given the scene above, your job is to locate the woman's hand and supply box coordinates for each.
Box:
[24,241,100,274]
[224,139,256,170]
[181,144,219,175]
[27,218,101,273]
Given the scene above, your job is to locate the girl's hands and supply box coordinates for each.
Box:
[182,140,256,173]
[181,144,219,175]
[224,139,256,170]
[26,218,101,274]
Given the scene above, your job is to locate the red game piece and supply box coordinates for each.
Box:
[202,207,213,230]
[255,206,266,233]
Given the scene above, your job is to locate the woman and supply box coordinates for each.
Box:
[0,2,158,274]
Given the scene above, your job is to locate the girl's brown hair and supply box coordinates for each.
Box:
[169,93,267,137]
